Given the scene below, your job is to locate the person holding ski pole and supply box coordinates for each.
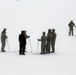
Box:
[1,28,8,52]
[38,32,47,54]
[68,20,76,36]
[19,30,30,55]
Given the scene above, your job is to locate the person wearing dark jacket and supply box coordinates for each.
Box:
[46,29,52,53]
[19,30,30,55]
[68,20,76,36]
[51,29,57,53]
[1,28,8,52]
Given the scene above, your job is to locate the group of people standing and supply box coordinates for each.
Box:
[38,29,57,54]
[0,28,57,55]
[0,29,30,55]
[0,20,76,55]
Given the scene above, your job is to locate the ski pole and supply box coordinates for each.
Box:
[75,27,76,36]
[6,39,10,52]
[37,40,39,54]
[29,37,33,53]
[75,26,76,31]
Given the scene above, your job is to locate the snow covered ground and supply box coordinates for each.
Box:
[0,35,76,75]
[0,0,76,75]
[0,36,76,75]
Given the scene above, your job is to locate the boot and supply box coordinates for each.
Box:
[1,50,6,52]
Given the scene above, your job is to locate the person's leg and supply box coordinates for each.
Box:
[1,42,5,52]
[44,44,46,53]
[42,44,46,54]
[19,44,22,55]
[69,29,71,36]
[46,42,50,53]
[51,44,55,53]
[72,30,73,36]
[41,44,43,54]
[22,44,25,55]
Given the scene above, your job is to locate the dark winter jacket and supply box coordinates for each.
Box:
[51,32,57,45]
[47,32,52,42]
[1,31,7,42]
[41,35,47,45]
[68,21,76,30]
[19,33,26,45]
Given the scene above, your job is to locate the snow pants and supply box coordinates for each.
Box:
[19,43,26,55]
[46,41,51,53]
[41,43,46,54]
[69,28,74,36]
[1,41,6,51]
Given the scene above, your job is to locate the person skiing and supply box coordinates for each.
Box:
[38,32,47,54]
[19,30,30,55]
[46,29,52,53]
[1,28,8,52]
[51,29,57,53]
[68,20,76,36]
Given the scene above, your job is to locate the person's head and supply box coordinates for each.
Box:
[3,28,6,32]
[48,29,51,33]
[42,32,46,35]
[21,30,24,34]
[52,29,55,32]
[24,30,26,34]
[71,20,73,22]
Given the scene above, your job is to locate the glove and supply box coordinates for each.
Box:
[38,39,41,41]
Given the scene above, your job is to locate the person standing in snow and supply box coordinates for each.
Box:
[68,20,76,36]
[51,29,57,53]
[1,28,8,52]
[19,30,30,55]
[46,29,52,53]
[38,32,47,54]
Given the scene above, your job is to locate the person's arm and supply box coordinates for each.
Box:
[38,39,41,41]
[68,23,70,27]
[25,34,30,38]
[38,36,42,41]
[72,22,76,27]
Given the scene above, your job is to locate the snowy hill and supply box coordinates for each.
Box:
[0,36,76,75]
[0,0,76,75]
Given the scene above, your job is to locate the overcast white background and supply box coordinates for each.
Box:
[0,0,76,75]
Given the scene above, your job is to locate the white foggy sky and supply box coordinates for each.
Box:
[0,0,76,26]
[0,0,76,51]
